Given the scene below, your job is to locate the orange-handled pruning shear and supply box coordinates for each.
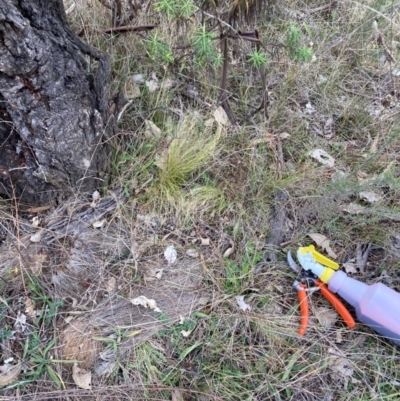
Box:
[288,251,355,336]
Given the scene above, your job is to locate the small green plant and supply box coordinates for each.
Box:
[193,25,219,67]
[248,49,268,69]
[27,278,63,328]
[285,23,314,62]
[22,333,72,389]
[155,0,195,20]
[295,46,314,62]
[145,33,174,64]
[93,327,138,353]
[285,24,301,58]
[224,242,263,294]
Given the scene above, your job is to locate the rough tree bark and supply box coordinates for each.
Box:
[0,0,115,206]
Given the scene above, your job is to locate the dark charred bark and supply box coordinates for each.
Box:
[0,0,115,206]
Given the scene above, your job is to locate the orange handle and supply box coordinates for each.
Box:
[316,281,356,328]
[297,284,309,336]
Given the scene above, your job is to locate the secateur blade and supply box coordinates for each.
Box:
[287,250,301,274]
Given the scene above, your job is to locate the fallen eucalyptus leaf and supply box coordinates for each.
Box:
[145,79,159,92]
[186,249,199,258]
[164,245,177,266]
[223,240,235,258]
[236,295,251,312]
[213,106,230,126]
[106,277,117,292]
[124,76,141,99]
[25,297,36,320]
[130,296,162,313]
[144,119,162,138]
[309,149,335,167]
[30,230,43,243]
[342,203,366,215]
[72,364,91,390]
[315,306,337,328]
[307,233,337,259]
[0,362,22,386]
[31,216,40,228]
[200,237,210,246]
[359,190,382,204]
[14,312,27,333]
[343,262,358,274]
[172,389,184,401]
[92,219,106,229]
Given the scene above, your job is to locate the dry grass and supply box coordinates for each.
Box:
[1,0,400,399]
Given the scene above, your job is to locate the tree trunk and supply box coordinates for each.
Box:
[0,0,115,206]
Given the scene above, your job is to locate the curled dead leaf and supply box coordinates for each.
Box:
[164,245,177,265]
[359,190,382,204]
[200,237,210,246]
[72,364,91,390]
[309,149,335,167]
[124,76,141,99]
[130,296,162,313]
[236,295,251,312]
[30,230,43,243]
[342,203,366,215]
[307,233,337,259]
[222,240,235,258]
[315,307,337,328]
[0,362,22,386]
[213,106,230,126]
[343,262,358,274]
[186,249,199,258]
[25,297,36,319]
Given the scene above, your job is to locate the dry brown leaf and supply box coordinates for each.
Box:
[213,106,230,126]
[130,296,162,313]
[92,219,106,229]
[222,240,235,258]
[25,297,36,319]
[145,78,159,92]
[30,230,43,243]
[307,233,337,259]
[186,249,199,258]
[30,253,47,276]
[342,203,366,215]
[236,295,251,312]
[72,364,91,390]
[181,329,193,337]
[359,190,382,204]
[343,262,358,274]
[369,133,380,153]
[31,216,40,228]
[328,349,353,386]
[144,268,163,282]
[172,389,184,401]
[144,119,162,138]
[315,307,337,328]
[124,76,141,99]
[200,237,210,246]
[0,362,22,386]
[105,277,117,292]
[309,149,335,167]
[164,245,177,265]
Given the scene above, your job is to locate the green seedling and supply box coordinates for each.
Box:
[248,49,268,69]
[193,25,219,67]
[22,333,73,389]
[224,242,263,294]
[155,0,195,20]
[144,33,174,64]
